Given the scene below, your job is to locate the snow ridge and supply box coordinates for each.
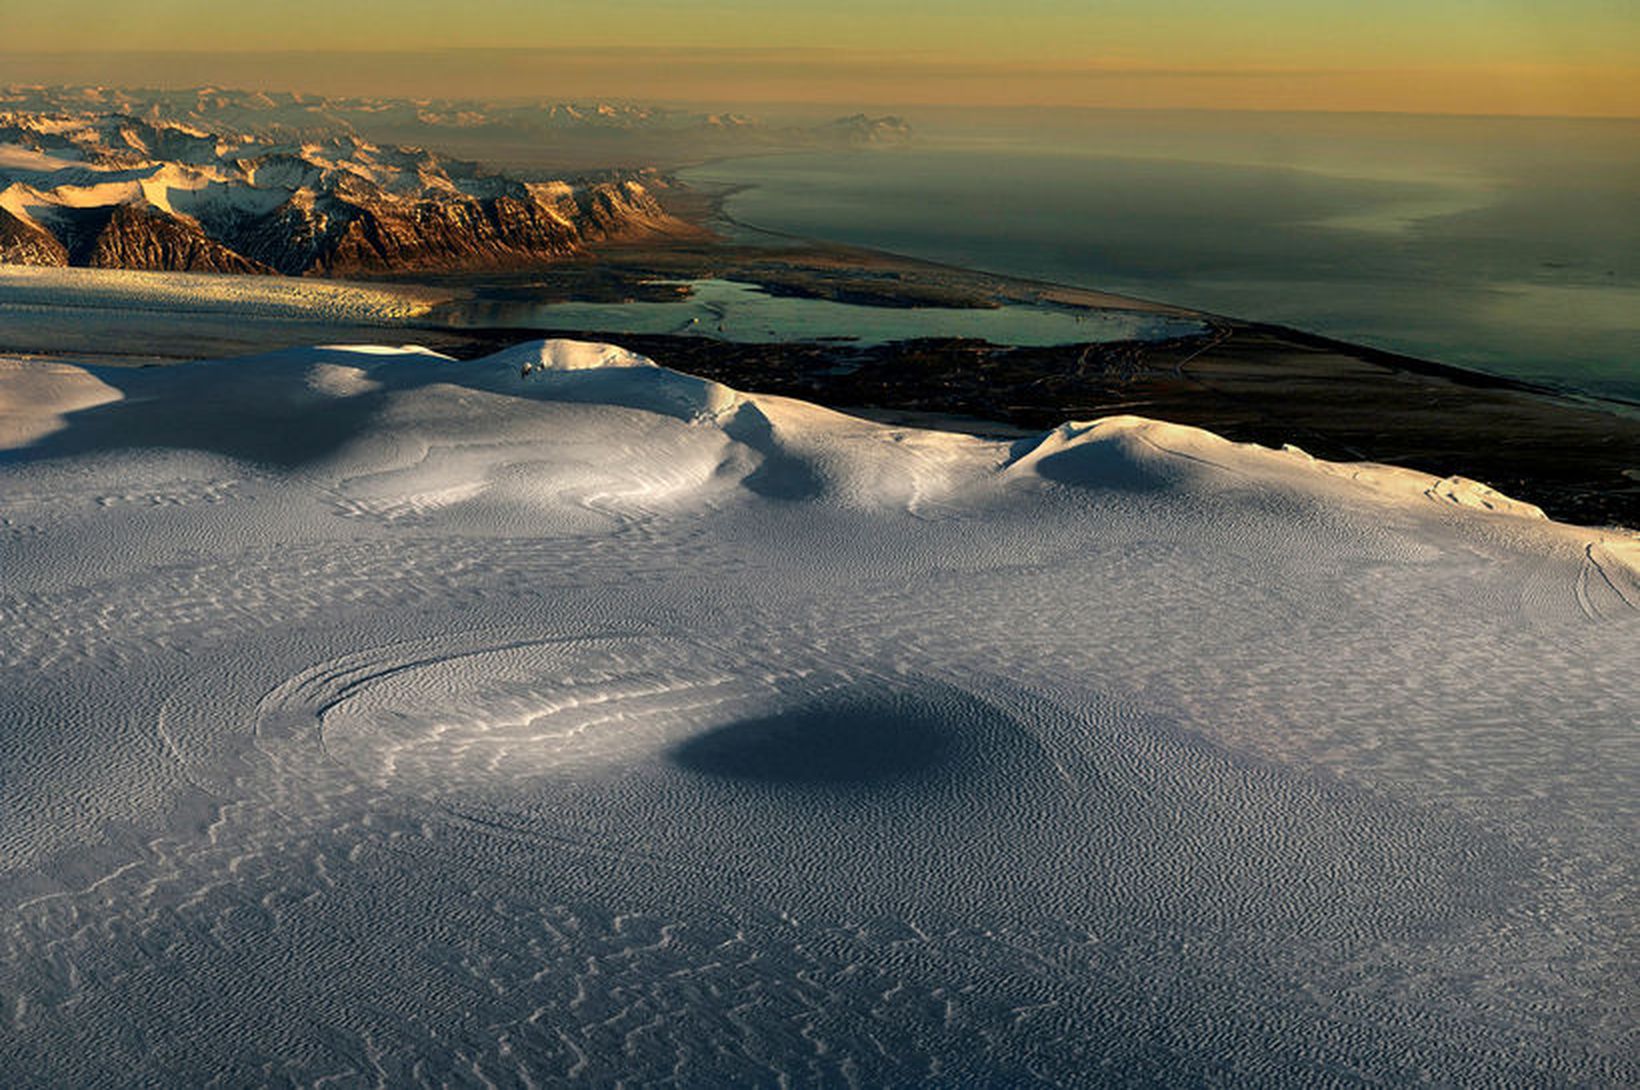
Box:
[0,338,1635,1086]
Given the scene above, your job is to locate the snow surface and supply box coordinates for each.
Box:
[0,357,121,448]
[0,340,1636,1086]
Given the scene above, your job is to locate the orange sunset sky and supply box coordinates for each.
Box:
[1,1,1635,115]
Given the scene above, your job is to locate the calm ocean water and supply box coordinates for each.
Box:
[681,110,1640,404]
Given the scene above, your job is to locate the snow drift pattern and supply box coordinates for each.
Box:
[0,340,1635,1086]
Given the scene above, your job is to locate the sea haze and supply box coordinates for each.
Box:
[682,109,1640,403]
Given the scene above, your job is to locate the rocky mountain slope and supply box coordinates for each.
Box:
[0,106,693,276]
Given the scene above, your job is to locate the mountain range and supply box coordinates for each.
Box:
[0,86,912,148]
[0,105,700,275]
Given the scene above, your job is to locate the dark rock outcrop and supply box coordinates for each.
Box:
[79,204,273,274]
[0,207,69,265]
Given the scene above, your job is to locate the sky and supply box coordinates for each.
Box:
[1,0,1636,115]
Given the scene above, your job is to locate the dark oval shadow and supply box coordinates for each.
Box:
[668,696,956,785]
[1016,436,1172,493]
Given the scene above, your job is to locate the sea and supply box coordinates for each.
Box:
[680,109,1640,405]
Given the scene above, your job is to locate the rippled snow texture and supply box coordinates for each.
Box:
[0,341,1635,1087]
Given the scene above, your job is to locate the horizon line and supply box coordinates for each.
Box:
[2,80,1634,123]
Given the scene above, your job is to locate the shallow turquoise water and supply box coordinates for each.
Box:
[489,277,1203,347]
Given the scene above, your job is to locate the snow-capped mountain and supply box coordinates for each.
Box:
[0,107,690,275]
[0,85,911,148]
[0,86,730,141]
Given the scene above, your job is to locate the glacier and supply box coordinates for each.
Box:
[0,340,1635,1086]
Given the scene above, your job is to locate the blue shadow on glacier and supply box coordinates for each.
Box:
[670,703,949,784]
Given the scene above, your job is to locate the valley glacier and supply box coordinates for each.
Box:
[0,341,1635,1086]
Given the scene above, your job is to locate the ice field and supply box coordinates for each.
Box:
[0,341,1636,1086]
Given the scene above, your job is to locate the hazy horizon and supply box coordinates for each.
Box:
[2,0,1636,119]
[7,59,1640,124]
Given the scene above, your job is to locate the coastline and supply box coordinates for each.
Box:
[454,187,1640,529]
[680,144,1640,403]
[0,178,1634,529]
